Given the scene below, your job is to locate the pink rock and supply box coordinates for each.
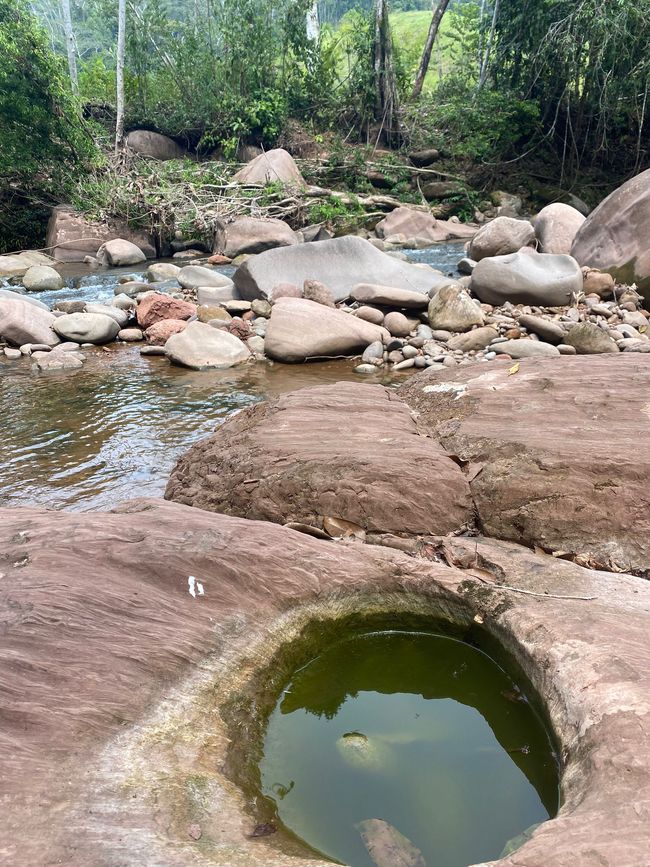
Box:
[136,294,196,330]
[144,319,188,345]
[270,282,302,302]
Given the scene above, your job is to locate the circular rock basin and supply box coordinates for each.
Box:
[260,630,559,867]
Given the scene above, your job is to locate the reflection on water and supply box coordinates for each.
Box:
[0,349,398,511]
[261,631,559,867]
[0,242,466,511]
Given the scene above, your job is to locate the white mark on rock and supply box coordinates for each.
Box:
[423,382,467,400]
[188,575,205,598]
[642,402,650,421]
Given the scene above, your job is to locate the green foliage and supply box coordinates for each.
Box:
[307,193,365,229]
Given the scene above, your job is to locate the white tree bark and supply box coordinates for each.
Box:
[115,0,126,153]
[59,0,78,97]
[478,0,500,91]
[306,0,319,41]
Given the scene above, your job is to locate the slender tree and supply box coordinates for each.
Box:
[477,0,499,92]
[306,0,319,41]
[411,0,451,99]
[373,0,400,143]
[115,0,126,152]
[59,0,78,96]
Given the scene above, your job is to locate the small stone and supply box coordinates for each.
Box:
[558,343,577,355]
[493,339,560,358]
[113,293,138,311]
[428,284,484,332]
[517,314,566,345]
[355,306,385,325]
[393,358,415,370]
[414,356,427,368]
[247,335,265,354]
[197,306,231,324]
[362,341,384,363]
[4,347,22,359]
[303,279,336,308]
[354,363,377,375]
[564,321,620,354]
[187,824,202,841]
[383,311,412,338]
[118,328,144,342]
[251,299,272,318]
[447,326,498,352]
[402,345,419,359]
[222,300,252,314]
[140,345,167,356]
[387,350,404,364]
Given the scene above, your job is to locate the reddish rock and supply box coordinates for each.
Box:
[207,253,232,265]
[399,355,650,572]
[166,382,473,536]
[136,293,196,330]
[144,319,188,345]
[270,282,302,301]
[226,316,253,340]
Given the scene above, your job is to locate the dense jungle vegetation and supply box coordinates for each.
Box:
[1,0,649,253]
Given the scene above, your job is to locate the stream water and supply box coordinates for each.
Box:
[261,630,559,867]
[0,243,465,512]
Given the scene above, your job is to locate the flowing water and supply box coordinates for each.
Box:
[0,243,465,511]
[260,630,559,867]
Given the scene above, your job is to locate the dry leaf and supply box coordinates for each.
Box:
[640,325,647,333]
[508,362,520,376]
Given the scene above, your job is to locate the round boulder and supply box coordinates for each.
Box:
[52,312,120,345]
[97,239,147,267]
[21,265,63,292]
[534,203,586,255]
[383,311,412,338]
[144,319,188,345]
[468,217,535,261]
[427,284,484,332]
[165,321,250,370]
[471,250,583,307]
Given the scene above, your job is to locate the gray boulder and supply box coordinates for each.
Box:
[469,217,535,261]
[53,312,120,344]
[234,236,448,303]
[427,284,484,332]
[351,283,430,309]
[0,299,59,347]
[165,321,250,369]
[178,265,235,292]
[265,297,389,362]
[0,289,49,310]
[232,148,305,186]
[146,262,180,281]
[518,314,566,344]
[97,239,146,267]
[85,303,131,327]
[471,250,583,306]
[125,130,185,160]
[534,203,586,254]
[493,339,561,358]
[215,217,298,258]
[563,322,620,354]
[21,265,63,292]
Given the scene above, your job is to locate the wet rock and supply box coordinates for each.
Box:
[165,321,250,370]
[52,313,120,345]
[303,279,336,308]
[357,818,426,867]
[0,298,60,347]
[21,265,63,292]
[571,168,650,296]
[215,216,298,258]
[264,298,388,363]
[146,262,180,281]
[136,293,196,330]
[166,382,472,536]
[351,283,430,310]
[234,236,446,303]
[427,285,484,332]
[383,311,412,338]
[471,250,583,307]
[517,314,566,345]
[563,321,620,354]
[355,363,377,374]
[97,239,147,267]
[118,328,143,342]
[446,326,498,352]
[468,216,535,261]
[144,320,188,345]
[493,339,560,358]
[533,203,585,254]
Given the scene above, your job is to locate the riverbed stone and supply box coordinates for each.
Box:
[534,203,586,254]
[144,319,188,345]
[563,321,620,354]
[0,298,59,347]
[446,326,498,352]
[234,236,448,303]
[517,314,566,344]
[215,216,299,258]
[21,265,63,292]
[303,279,336,308]
[383,311,412,338]
[33,350,84,371]
[52,312,120,345]
[166,382,472,535]
[493,339,560,358]
[471,250,583,306]
[264,297,388,363]
[4,347,22,359]
[0,288,50,310]
[97,238,147,267]
[118,328,144,342]
[351,282,430,309]
[146,262,181,282]
[114,281,151,298]
[232,147,305,186]
[355,306,385,325]
[375,206,451,244]
[427,284,484,332]
[0,250,54,278]
[196,284,237,305]
[135,293,196,330]
[85,303,131,327]
[164,321,250,369]
[178,265,235,293]
[468,217,535,261]
[112,293,137,311]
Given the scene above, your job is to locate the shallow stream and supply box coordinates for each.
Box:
[0,243,464,511]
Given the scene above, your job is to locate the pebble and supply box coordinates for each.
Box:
[557,344,577,355]
[354,363,377,375]
[402,345,419,359]
[387,350,404,364]
[4,348,21,360]
[393,358,415,371]
[140,345,167,356]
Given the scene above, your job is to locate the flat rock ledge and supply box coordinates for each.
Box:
[165,382,474,536]
[399,354,650,574]
[0,499,648,867]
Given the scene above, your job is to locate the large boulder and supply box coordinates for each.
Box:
[52,312,120,345]
[46,206,156,263]
[0,298,59,347]
[214,217,299,258]
[177,265,235,293]
[166,382,472,535]
[375,207,450,243]
[97,239,146,267]
[21,265,63,292]
[135,293,196,330]
[399,355,650,571]
[471,249,583,306]
[165,321,250,369]
[563,322,620,354]
[351,283,429,309]
[534,203,586,254]
[427,284,484,332]
[233,148,305,186]
[234,236,449,303]
[468,217,535,261]
[0,289,49,310]
[264,297,388,362]
[0,250,55,279]
[571,169,650,296]
[125,130,185,160]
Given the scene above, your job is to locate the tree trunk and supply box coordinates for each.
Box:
[411,0,451,100]
[59,0,78,97]
[477,0,500,92]
[306,1,319,41]
[115,0,126,154]
[373,0,400,145]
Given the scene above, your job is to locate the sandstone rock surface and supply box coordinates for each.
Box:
[468,217,535,261]
[215,217,298,257]
[399,355,650,571]
[264,297,388,362]
[0,299,59,347]
[136,293,196,329]
[165,320,250,369]
[166,382,473,535]
[471,250,583,306]
[234,236,447,303]
[534,203,585,254]
[46,206,156,263]
[571,168,650,295]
